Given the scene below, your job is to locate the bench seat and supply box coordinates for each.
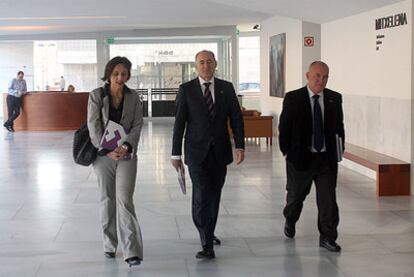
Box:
[343,143,410,196]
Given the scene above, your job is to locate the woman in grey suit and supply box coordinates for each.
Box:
[87,56,143,267]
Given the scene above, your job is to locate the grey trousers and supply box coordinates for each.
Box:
[93,155,143,260]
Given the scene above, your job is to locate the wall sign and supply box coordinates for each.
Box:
[375,12,407,30]
[304,37,314,47]
[157,50,174,56]
[106,37,115,44]
[375,12,408,51]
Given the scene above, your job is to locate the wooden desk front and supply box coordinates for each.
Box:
[244,115,273,145]
[2,92,89,131]
[228,115,273,145]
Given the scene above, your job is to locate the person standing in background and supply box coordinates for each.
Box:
[60,76,65,91]
[4,71,27,132]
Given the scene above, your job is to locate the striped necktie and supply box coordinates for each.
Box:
[204,82,214,118]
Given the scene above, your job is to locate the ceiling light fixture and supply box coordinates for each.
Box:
[0,16,127,21]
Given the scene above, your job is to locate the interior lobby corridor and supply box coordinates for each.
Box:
[0,118,413,277]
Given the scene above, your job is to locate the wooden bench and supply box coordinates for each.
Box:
[343,143,410,196]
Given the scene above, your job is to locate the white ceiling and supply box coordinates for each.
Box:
[0,0,406,35]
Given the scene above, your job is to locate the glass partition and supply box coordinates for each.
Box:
[33,40,97,92]
[109,37,232,117]
[110,42,218,90]
[238,36,260,94]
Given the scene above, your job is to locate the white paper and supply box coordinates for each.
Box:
[336,134,343,162]
[99,120,128,151]
[176,163,186,195]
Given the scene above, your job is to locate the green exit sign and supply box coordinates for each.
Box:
[106,37,115,44]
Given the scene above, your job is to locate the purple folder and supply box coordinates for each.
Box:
[100,120,129,151]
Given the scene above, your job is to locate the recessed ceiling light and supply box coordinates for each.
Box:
[0,16,127,21]
[0,26,53,31]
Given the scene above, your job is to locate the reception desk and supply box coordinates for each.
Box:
[2,92,89,131]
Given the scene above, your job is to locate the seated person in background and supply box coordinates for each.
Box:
[67,85,75,92]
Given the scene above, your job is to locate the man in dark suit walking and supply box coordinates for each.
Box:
[278,61,345,252]
[171,50,245,259]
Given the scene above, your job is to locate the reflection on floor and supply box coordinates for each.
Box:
[0,118,413,277]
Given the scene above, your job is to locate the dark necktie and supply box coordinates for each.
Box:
[312,94,324,152]
[203,82,214,118]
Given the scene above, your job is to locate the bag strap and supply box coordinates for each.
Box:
[99,86,109,127]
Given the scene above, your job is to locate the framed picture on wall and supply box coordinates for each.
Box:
[269,33,286,98]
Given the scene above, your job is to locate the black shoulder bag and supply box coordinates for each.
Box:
[73,88,105,166]
[73,123,97,166]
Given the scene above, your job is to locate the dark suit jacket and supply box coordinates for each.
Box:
[278,86,345,171]
[172,78,245,167]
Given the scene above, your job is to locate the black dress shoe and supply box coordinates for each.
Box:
[10,126,15,132]
[320,240,341,252]
[104,252,115,258]
[195,249,215,259]
[284,221,295,238]
[125,256,141,267]
[4,125,13,132]
[213,235,221,245]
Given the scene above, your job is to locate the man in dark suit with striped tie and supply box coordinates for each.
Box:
[171,50,245,259]
[278,61,345,252]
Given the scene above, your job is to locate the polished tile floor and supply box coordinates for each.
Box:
[0,118,413,277]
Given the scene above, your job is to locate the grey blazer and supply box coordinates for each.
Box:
[87,85,144,155]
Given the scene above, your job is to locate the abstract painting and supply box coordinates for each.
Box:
[269,33,286,97]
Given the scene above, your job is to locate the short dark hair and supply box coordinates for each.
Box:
[17,71,24,76]
[101,56,132,82]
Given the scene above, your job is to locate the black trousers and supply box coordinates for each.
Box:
[5,95,22,128]
[283,153,339,242]
[188,148,227,250]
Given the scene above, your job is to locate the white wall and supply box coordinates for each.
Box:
[322,0,412,191]
[322,1,411,100]
[259,16,303,127]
